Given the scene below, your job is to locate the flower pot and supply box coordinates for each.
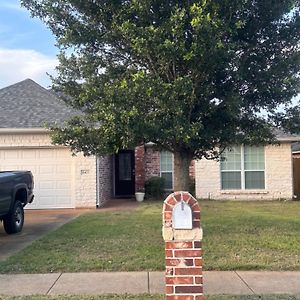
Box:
[135,192,145,202]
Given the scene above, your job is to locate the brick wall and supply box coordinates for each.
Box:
[97,155,113,207]
[195,143,294,200]
[135,145,146,191]
[144,146,161,180]
[163,192,203,300]
[143,146,195,182]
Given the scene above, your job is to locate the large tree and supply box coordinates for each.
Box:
[22,0,300,191]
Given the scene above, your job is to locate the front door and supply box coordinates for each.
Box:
[114,150,135,197]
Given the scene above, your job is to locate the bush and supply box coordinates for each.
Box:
[145,176,165,199]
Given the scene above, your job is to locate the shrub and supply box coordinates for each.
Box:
[145,176,165,199]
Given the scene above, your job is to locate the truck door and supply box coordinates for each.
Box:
[0,177,13,213]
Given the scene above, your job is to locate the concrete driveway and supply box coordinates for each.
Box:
[0,209,90,261]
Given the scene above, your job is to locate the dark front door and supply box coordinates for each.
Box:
[115,150,135,197]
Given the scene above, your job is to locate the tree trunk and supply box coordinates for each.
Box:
[173,151,193,192]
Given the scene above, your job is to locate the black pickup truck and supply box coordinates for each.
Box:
[0,171,34,234]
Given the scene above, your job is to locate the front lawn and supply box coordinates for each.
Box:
[0,201,299,273]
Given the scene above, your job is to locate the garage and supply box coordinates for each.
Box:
[0,147,74,209]
[0,79,98,209]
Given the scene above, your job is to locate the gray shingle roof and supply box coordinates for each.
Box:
[0,79,79,128]
[272,128,300,142]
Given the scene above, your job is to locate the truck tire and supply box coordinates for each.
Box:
[3,201,24,234]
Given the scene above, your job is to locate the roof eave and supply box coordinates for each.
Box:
[0,128,49,134]
[277,137,300,142]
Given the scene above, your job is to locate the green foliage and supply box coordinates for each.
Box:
[145,176,165,200]
[21,0,300,189]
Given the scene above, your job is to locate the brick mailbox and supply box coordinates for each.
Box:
[162,191,203,300]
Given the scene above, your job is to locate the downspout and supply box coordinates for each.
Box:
[96,157,100,208]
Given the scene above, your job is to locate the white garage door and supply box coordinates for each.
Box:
[0,148,74,209]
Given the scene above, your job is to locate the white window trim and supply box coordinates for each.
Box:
[160,151,174,191]
[220,145,266,190]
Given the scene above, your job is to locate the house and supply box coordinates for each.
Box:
[0,79,183,209]
[3,79,297,206]
[195,135,300,200]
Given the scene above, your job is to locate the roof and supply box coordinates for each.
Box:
[0,79,79,128]
[272,128,300,142]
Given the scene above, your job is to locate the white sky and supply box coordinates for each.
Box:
[0,0,58,89]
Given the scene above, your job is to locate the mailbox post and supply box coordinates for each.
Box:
[162,191,203,300]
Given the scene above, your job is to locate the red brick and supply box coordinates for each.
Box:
[195,296,204,300]
[166,241,193,249]
[195,276,203,284]
[165,285,174,294]
[166,259,181,267]
[174,193,182,202]
[192,201,200,210]
[167,196,178,206]
[164,211,172,221]
[166,276,194,285]
[164,203,173,211]
[165,249,173,257]
[193,241,202,249]
[134,146,145,192]
[175,267,202,275]
[195,258,203,267]
[182,193,191,202]
[166,258,194,267]
[175,285,203,294]
[193,220,200,228]
[166,267,174,276]
[188,196,197,206]
[175,249,201,258]
[193,211,200,220]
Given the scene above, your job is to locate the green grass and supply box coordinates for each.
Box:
[1,295,300,300]
[0,200,299,273]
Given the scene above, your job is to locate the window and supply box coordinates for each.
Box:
[221,146,265,190]
[160,151,173,190]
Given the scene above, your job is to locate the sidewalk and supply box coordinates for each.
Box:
[0,271,300,296]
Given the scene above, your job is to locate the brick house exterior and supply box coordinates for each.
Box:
[2,79,299,208]
[196,141,300,200]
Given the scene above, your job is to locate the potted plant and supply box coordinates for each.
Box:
[135,188,145,202]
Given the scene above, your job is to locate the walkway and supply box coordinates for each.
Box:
[0,271,300,296]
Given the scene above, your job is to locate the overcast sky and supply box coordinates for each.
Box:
[0,0,58,89]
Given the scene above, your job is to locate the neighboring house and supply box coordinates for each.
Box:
[0,79,188,209]
[196,135,300,200]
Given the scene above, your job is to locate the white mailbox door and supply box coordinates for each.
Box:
[172,201,193,229]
